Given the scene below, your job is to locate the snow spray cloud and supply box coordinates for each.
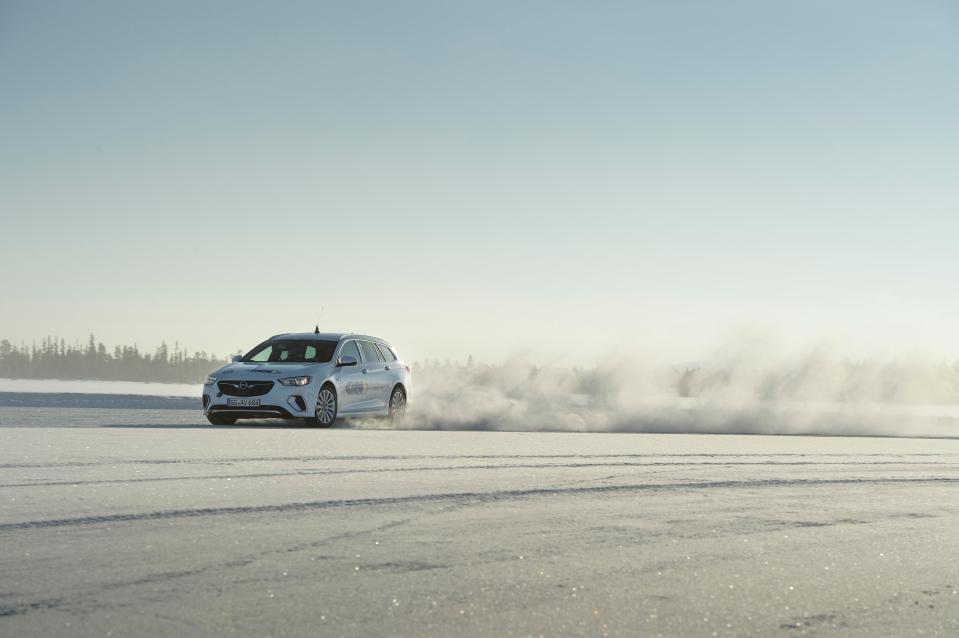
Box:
[402,345,959,438]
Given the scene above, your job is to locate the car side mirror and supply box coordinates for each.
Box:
[231,355,243,363]
[337,355,358,367]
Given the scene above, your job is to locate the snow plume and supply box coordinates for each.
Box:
[404,346,959,437]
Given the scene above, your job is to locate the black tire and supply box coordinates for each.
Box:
[207,413,237,425]
[305,384,337,428]
[388,386,407,425]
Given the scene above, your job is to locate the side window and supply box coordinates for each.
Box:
[338,340,360,363]
[251,345,272,362]
[358,340,384,363]
[375,343,395,362]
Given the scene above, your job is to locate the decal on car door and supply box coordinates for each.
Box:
[344,381,387,396]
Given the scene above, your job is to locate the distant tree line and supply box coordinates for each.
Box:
[0,336,232,384]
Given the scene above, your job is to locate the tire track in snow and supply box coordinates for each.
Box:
[3,476,959,532]
[1,452,953,470]
[2,460,957,488]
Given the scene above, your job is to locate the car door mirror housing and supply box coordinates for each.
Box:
[231,355,243,363]
[337,355,358,367]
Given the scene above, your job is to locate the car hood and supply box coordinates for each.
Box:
[210,362,328,379]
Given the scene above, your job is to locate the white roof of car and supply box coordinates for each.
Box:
[270,332,388,344]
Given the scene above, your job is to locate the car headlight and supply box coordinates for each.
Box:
[278,376,311,386]
[204,376,217,385]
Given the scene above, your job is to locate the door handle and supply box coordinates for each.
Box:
[361,368,369,374]
[384,365,390,371]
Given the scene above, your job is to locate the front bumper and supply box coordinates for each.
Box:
[202,382,315,419]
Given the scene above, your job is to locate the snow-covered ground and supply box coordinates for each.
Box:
[0,378,200,397]
[1,409,958,636]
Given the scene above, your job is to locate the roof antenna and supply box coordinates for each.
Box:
[314,307,325,335]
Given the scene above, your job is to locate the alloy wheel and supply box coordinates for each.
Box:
[389,388,406,423]
[316,388,336,425]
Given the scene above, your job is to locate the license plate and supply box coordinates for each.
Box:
[227,398,260,407]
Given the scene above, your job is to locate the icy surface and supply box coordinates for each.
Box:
[1,409,958,636]
[0,393,198,410]
[0,378,200,396]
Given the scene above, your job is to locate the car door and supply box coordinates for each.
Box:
[333,339,365,413]
[356,340,390,411]
[374,342,402,394]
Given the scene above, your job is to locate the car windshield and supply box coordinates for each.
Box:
[241,340,337,364]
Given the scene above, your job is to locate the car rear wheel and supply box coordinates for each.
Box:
[388,386,406,425]
[207,413,237,425]
[306,385,337,428]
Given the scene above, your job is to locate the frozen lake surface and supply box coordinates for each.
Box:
[0,378,200,397]
[1,407,959,636]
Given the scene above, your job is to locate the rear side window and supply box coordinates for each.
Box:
[375,343,396,361]
[358,340,384,363]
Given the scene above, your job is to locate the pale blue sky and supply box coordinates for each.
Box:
[1,1,957,363]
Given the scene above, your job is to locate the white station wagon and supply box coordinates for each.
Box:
[203,331,410,427]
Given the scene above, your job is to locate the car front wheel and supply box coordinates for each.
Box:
[306,385,337,428]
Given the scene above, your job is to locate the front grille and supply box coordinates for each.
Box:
[218,380,274,397]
